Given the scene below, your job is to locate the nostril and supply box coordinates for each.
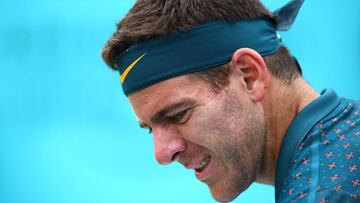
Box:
[171,151,181,162]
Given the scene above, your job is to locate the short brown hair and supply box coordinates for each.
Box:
[102,0,300,91]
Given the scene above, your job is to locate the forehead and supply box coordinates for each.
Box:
[128,75,210,116]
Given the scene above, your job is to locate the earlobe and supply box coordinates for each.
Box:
[230,48,270,102]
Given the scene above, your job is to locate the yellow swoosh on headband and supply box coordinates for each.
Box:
[120,53,146,84]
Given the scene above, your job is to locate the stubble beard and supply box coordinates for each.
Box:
[208,92,266,202]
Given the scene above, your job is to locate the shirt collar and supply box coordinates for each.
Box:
[275,89,341,199]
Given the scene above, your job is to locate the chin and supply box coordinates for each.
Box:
[209,185,241,203]
[211,192,239,203]
[207,176,253,203]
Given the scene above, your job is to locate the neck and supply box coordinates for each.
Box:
[255,77,319,185]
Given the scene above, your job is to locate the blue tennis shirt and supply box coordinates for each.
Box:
[276,89,360,202]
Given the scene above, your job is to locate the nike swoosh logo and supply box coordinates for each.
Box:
[120,53,146,84]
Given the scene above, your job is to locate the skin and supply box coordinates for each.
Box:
[128,48,319,202]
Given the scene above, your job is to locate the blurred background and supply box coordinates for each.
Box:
[0,0,359,202]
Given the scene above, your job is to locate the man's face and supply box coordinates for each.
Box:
[129,74,266,202]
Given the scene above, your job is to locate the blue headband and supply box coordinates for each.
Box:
[116,0,304,96]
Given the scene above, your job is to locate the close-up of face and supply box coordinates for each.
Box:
[129,71,267,202]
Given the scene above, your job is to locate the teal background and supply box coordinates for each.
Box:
[0,0,359,202]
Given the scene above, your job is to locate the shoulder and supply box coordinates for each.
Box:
[277,98,360,203]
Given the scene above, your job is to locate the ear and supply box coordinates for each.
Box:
[229,48,270,102]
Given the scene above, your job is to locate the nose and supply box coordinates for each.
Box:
[153,128,186,165]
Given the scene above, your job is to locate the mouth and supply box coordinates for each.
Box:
[195,156,211,175]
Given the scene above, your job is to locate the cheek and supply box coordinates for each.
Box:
[177,110,219,149]
[197,99,265,162]
[180,108,231,152]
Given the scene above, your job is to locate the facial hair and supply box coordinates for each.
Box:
[203,90,266,201]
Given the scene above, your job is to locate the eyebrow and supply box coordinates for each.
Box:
[139,98,195,128]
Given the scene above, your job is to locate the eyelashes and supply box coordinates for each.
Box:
[166,108,192,124]
[167,109,187,123]
[143,107,194,134]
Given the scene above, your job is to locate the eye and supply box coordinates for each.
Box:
[148,128,153,134]
[167,109,191,124]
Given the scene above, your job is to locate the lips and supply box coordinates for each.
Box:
[193,156,213,183]
[182,155,213,181]
[195,156,211,173]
